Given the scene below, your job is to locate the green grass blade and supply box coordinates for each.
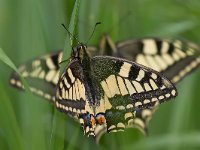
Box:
[60,0,80,72]
[0,83,24,150]
[50,0,81,149]
[0,47,30,92]
[67,0,80,47]
[49,111,66,150]
[0,48,18,72]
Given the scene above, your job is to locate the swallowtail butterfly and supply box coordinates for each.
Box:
[55,43,177,138]
[10,34,200,141]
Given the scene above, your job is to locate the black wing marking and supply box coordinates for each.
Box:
[10,51,63,102]
[116,38,200,84]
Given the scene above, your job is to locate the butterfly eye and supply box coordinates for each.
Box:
[96,113,106,125]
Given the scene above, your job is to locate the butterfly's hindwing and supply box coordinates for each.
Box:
[105,106,154,133]
[94,102,159,142]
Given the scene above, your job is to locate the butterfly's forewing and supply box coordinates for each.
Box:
[55,59,92,120]
[115,38,200,83]
[92,56,177,109]
[10,51,63,102]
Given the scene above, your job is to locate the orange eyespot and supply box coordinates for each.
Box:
[90,115,96,127]
[96,114,106,125]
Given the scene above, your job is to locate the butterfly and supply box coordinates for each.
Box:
[10,34,200,142]
[55,43,177,138]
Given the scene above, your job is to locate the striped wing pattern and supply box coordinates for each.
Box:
[89,56,177,139]
[92,56,177,109]
[10,51,63,102]
[116,38,200,83]
[9,46,97,101]
[55,60,90,119]
[55,55,177,140]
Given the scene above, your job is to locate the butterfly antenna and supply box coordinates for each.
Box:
[86,22,101,45]
[61,24,81,44]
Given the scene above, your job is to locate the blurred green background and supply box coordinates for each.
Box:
[1,0,200,149]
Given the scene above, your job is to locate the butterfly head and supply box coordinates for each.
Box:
[72,43,89,61]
